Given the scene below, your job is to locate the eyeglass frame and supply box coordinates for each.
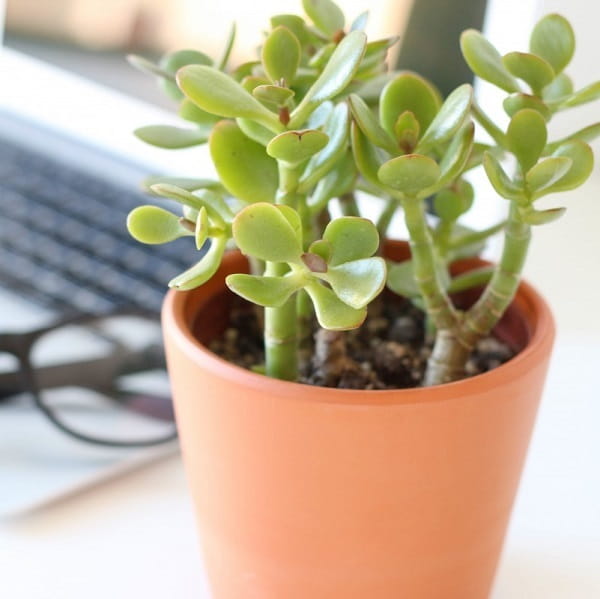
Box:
[0,307,178,447]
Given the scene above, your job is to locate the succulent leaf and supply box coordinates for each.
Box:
[502,52,555,95]
[503,94,550,120]
[159,49,213,100]
[299,103,350,191]
[506,108,547,172]
[350,122,387,188]
[127,205,189,244]
[482,152,524,201]
[302,0,345,37]
[519,206,566,225]
[290,31,367,127]
[177,65,282,132]
[542,140,595,194]
[545,123,600,154]
[252,85,295,108]
[350,10,369,31]
[226,273,305,307]
[178,100,222,130]
[417,84,473,152]
[460,29,520,93]
[378,154,441,195]
[142,176,222,194]
[324,257,386,308]
[526,156,572,196]
[348,93,397,154]
[232,203,303,263]
[433,180,474,221]
[322,216,379,266]
[262,26,302,84]
[379,73,441,141]
[530,14,575,74]
[542,72,573,102]
[308,239,333,262]
[266,129,329,165]
[559,82,600,109]
[270,14,310,46]
[435,122,475,189]
[386,260,419,298]
[195,207,210,249]
[134,125,207,149]
[210,120,278,203]
[216,22,237,71]
[393,111,420,153]
[305,282,367,330]
[169,234,228,289]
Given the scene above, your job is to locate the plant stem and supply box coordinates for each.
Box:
[264,263,298,380]
[400,196,459,330]
[459,204,531,349]
[263,163,301,381]
[339,192,360,216]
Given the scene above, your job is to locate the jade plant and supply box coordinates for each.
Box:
[126,1,599,386]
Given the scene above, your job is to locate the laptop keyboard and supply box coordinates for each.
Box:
[0,137,202,314]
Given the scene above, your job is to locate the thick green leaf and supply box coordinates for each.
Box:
[519,206,566,225]
[323,257,386,308]
[178,99,222,129]
[271,14,309,46]
[435,122,475,189]
[394,111,420,152]
[545,123,600,154]
[502,52,555,95]
[434,180,474,221]
[542,140,595,194]
[226,273,305,307]
[302,0,345,37]
[262,26,302,84]
[542,72,573,102]
[169,235,227,290]
[252,85,295,108]
[560,82,600,109]
[526,156,572,196]
[417,84,473,152]
[309,43,336,69]
[232,203,302,263]
[134,125,207,149]
[177,65,282,132]
[236,118,275,146]
[149,184,232,225]
[308,239,333,262]
[530,14,574,74]
[216,22,236,71]
[266,129,329,165]
[322,216,379,266]
[350,122,385,188]
[348,93,396,153]
[379,73,441,141]
[289,31,367,127]
[127,205,189,244]
[241,76,270,94]
[127,55,173,81]
[299,102,349,190]
[506,108,547,172]
[503,93,550,120]
[305,282,367,330]
[350,11,369,31]
[195,207,209,249]
[159,49,213,100]
[142,176,221,194]
[308,150,356,211]
[378,154,440,195]
[482,152,524,201]
[386,260,419,297]
[210,121,278,203]
[460,30,520,93]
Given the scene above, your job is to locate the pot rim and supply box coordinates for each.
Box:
[162,252,555,406]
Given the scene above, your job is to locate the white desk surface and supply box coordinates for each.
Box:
[2,26,600,599]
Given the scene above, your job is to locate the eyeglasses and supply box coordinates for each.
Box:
[0,310,177,447]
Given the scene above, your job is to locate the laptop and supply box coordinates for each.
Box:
[0,17,217,517]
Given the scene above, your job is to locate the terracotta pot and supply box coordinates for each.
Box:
[162,242,555,599]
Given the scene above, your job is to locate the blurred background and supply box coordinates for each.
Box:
[4,0,489,107]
